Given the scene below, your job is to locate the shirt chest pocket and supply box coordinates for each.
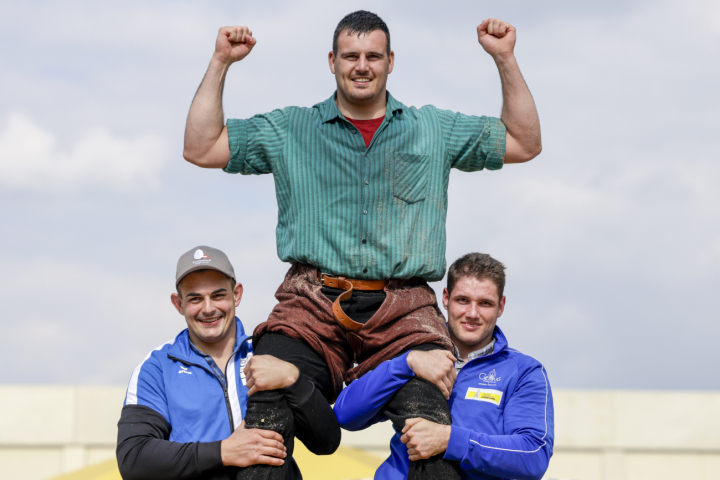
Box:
[392,152,429,204]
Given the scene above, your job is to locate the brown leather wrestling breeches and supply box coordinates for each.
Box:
[254,263,453,402]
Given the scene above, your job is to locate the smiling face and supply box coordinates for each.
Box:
[443,276,506,360]
[329,29,394,116]
[170,269,243,352]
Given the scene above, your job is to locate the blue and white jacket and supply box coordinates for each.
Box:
[123,317,253,442]
[334,327,554,480]
[117,317,336,480]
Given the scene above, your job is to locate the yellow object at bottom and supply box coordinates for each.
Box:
[49,442,383,480]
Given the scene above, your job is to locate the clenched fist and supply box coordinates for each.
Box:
[215,26,256,65]
[477,18,516,59]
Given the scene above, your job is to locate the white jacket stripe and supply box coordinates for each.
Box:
[125,339,175,405]
[470,355,550,453]
[226,354,242,429]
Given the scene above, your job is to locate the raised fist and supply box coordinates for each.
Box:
[215,26,256,64]
[477,18,516,59]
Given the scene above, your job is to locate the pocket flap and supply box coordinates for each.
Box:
[392,153,428,204]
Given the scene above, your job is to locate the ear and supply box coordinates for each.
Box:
[328,51,336,74]
[233,282,244,307]
[170,293,184,315]
[387,50,395,73]
[442,287,449,310]
[497,296,506,318]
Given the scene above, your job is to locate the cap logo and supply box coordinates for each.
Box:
[192,248,212,266]
[194,249,209,260]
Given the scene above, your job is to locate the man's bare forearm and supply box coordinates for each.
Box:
[183,26,256,168]
[496,53,541,163]
[477,19,541,163]
[183,56,231,167]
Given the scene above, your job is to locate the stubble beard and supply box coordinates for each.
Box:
[448,320,492,353]
[343,87,375,105]
[338,77,386,108]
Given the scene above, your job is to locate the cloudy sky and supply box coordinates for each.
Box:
[1,0,718,389]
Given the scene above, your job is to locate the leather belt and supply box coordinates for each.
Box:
[318,273,388,331]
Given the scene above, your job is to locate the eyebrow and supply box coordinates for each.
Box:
[452,294,495,303]
[341,50,385,57]
[186,288,228,298]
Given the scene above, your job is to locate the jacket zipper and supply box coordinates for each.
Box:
[223,386,234,433]
[222,352,237,433]
[168,354,236,433]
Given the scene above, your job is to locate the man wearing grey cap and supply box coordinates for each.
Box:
[116,246,339,480]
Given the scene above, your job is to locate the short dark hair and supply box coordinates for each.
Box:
[447,253,506,298]
[333,10,391,55]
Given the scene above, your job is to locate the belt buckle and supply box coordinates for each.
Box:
[320,273,351,291]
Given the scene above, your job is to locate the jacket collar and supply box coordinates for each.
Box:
[490,326,508,356]
[167,316,250,364]
[316,91,404,123]
[475,326,508,361]
[455,325,509,365]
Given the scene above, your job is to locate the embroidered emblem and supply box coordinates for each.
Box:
[178,365,192,375]
[479,369,501,384]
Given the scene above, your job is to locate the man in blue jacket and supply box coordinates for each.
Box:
[117,246,340,480]
[334,253,554,480]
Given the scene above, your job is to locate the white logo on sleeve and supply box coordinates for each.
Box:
[178,366,192,375]
[239,352,254,386]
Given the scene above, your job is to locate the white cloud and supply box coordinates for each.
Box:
[0,112,168,191]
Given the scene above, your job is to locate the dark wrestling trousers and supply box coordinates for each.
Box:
[238,288,461,480]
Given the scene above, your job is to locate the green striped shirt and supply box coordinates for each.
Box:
[225,92,506,281]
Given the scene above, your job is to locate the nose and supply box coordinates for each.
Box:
[466,303,481,319]
[201,296,215,315]
[356,55,369,72]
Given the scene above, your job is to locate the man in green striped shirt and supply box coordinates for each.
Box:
[184,11,540,480]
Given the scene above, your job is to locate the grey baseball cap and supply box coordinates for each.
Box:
[176,246,236,286]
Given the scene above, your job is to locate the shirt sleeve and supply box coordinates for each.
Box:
[443,363,554,480]
[434,108,506,172]
[224,108,289,175]
[116,404,226,480]
[124,353,170,423]
[333,353,416,431]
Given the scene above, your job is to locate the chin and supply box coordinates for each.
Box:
[345,90,376,104]
[452,329,487,349]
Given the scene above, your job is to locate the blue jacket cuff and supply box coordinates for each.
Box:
[392,352,416,379]
[444,426,471,462]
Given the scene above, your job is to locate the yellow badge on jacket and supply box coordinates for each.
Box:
[465,387,503,405]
